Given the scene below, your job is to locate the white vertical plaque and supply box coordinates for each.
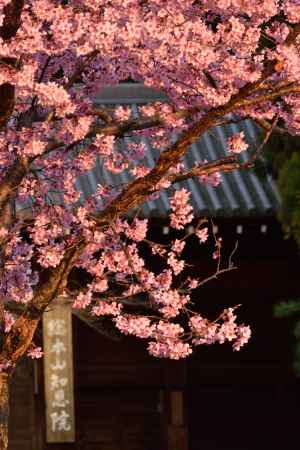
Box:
[43,300,75,442]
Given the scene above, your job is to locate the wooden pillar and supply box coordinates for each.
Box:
[163,361,189,450]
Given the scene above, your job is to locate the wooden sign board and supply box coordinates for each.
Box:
[43,300,75,442]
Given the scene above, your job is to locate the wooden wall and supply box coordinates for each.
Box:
[8,358,37,450]
[74,319,165,450]
[7,218,300,450]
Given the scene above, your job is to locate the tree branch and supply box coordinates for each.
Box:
[285,22,300,47]
[1,240,85,366]
[3,25,300,366]
[0,0,24,131]
[255,118,288,135]
[64,50,99,89]
[167,156,252,184]
[0,157,28,212]
[92,82,300,226]
[0,83,15,131]
[0,0,23,40]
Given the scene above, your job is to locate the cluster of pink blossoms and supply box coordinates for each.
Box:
[196,227,209,244]
[124,219,148,242]
[199,171,222,187]
[4,0,296,363]
[113,315,192,360]
[115,106,131,121]
[170,189,194,230]
[1,235,38,304]
[73,291,93,309]
[27,346,44,359]
[4,311,14,333]
[227,132,249,154]
[110,307,251,360]
[148,340,193,360]
[167,252,185,275]
[92,301,122,317]
[196,161,222,187]
[114,315,153,339]
[285,0,300,22]
[190,308,251,351]
[153,290,190,319]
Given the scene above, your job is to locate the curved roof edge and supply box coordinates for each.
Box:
[94,83,169,104]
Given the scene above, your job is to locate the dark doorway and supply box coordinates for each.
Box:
[188,382,300,450]
[76,388,162,450]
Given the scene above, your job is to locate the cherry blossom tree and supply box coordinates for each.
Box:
[1,0,300,447]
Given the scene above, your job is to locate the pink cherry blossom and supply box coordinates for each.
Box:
[92,301,122,316]
[170,189,194,230]
[199,172,222,187]
[188,279,199,289]
[4,310,14,333]
[0,227,8,240]
[130,164,151,178]
[27,346,43,359]
[115,106,131,121]
[167,252,185,275]
[156,270,172,290]
[154,321,184,340]
[196,227,209,243]
[114,315,154,338]
[148,340,192,360]
[73,291,93,309]
[233,325,252,351]
[171,239,185,254]
[0,361,12,372]
[125,219,148,242]
[1,0,292,373]
[227,132,249,154]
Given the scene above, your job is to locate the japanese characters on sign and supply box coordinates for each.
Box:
[43,300,75,442]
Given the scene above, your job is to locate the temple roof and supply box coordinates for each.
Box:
[74,84,280,218]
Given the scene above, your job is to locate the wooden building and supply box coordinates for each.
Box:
[7,85,300,450]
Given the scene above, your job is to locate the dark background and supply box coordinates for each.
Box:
[8,217,300,450]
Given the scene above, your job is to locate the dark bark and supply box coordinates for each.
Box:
[0,157,28,212]
[0,0,24,40]
[2,242,84,367]
[0,372,9,450]
[0,84,14,131]
[0,0,24,131]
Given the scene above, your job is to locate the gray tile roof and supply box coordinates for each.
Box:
[74,84,281,218]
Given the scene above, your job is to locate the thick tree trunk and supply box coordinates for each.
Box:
[0,372,9,450]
